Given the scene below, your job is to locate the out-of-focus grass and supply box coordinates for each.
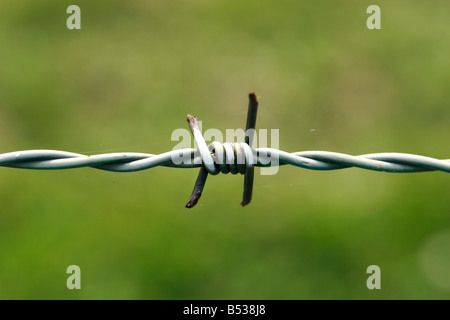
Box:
[0,0,448,299]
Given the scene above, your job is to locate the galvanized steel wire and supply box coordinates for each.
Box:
[1,93,448,207]
[1,149,449,173]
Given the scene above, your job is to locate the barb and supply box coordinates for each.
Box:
[185,93,258,208]
[185,114,211,208]
[0,93,449,208]
[241,93,258,207]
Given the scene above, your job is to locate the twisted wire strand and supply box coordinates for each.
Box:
[1,148,449,173]
[1,93,448,208]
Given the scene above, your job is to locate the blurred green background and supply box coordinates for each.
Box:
[0,0,449,299]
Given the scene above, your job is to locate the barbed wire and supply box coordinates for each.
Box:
[1,93,448,208]
[2,148,449,172]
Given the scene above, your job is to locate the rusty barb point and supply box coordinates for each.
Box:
[185,93,258,208]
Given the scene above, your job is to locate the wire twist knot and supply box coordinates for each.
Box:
[203,142,255,175]
[185,93,258,208]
